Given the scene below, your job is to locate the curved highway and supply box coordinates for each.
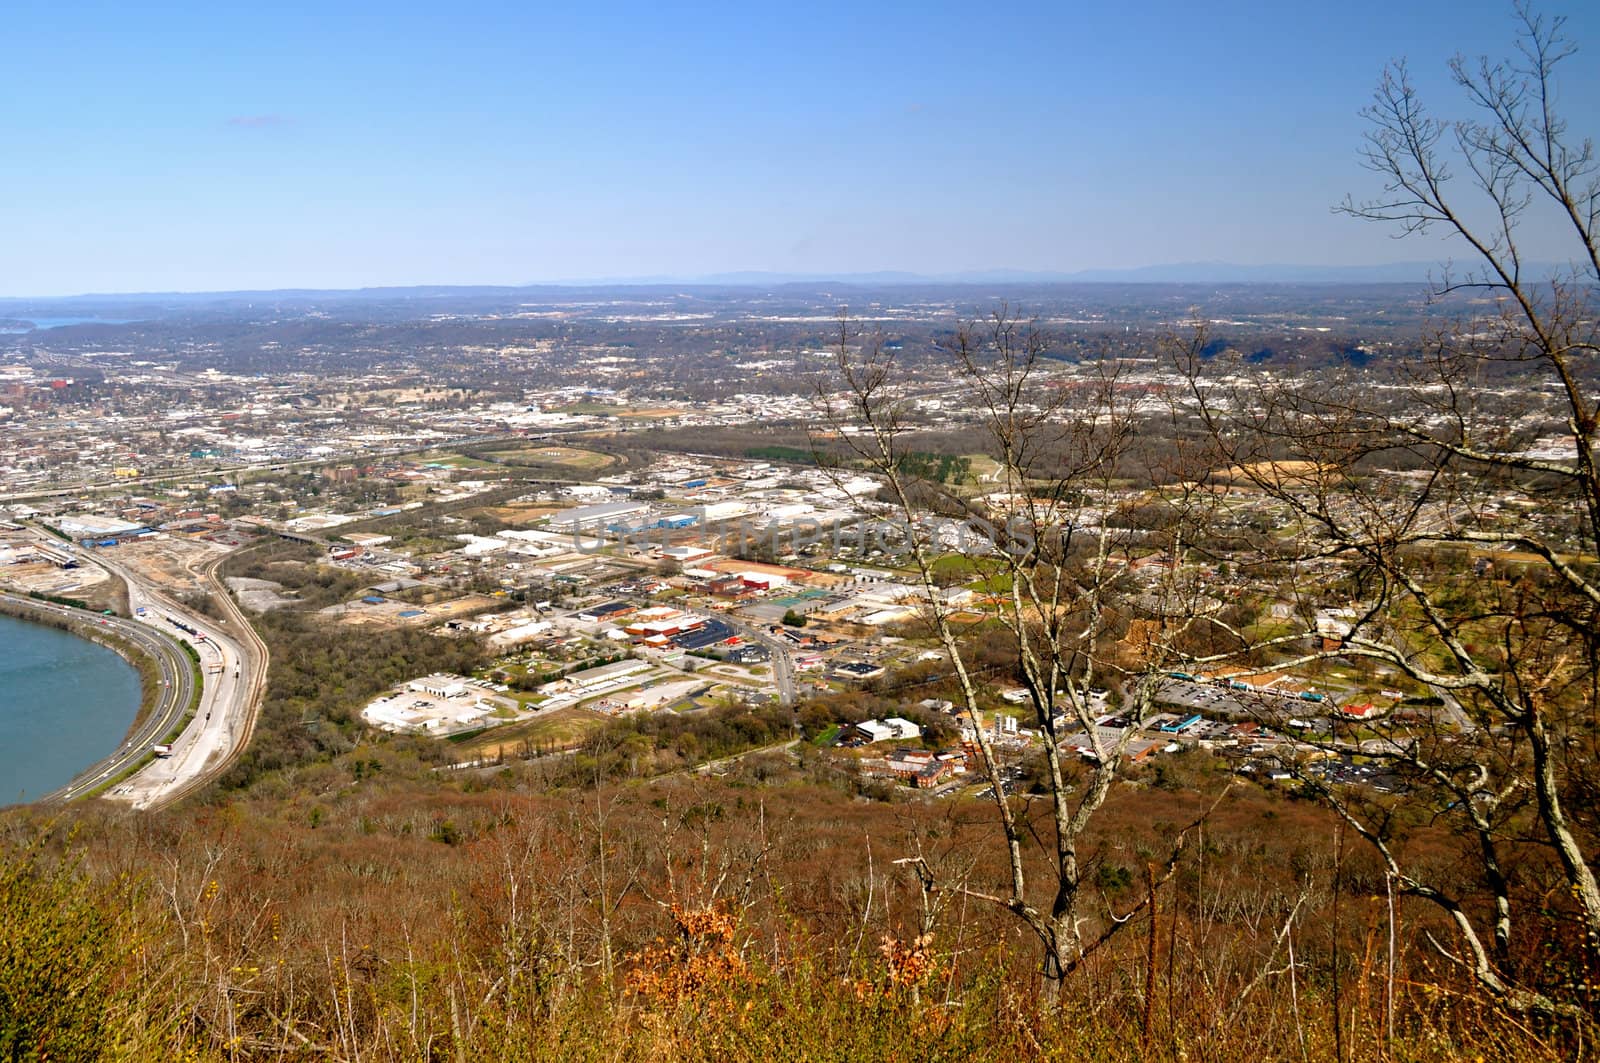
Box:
[141,550,270,807]
[0,591,196,803]
[87,548,267,809]
[6,521,269,809]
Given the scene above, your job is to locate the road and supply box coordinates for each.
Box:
[1,591,195,803]
[720,614,798,705]
[89,548,268,809]
[12,526,269,810]
[672,738,801,780]
[1379,625,1479,735]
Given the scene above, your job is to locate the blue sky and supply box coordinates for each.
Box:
[2,1,1597,295]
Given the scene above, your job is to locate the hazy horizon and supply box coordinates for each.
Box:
[0,261,1476,303]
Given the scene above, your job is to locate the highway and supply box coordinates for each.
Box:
[9,526,269,810]
[0,591,195,803]
[90,548,267,809]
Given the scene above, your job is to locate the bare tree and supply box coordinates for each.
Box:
[815,308,1232,997]
[1178,4,1600,1018]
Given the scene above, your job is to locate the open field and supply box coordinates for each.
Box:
[1212,460,1333,486]
[963,452,1003,482]
[113,538,226,597]
[490,444,618,471]
[325,387,478,406]
[0,559,116,603]
[613,406,684,419]
[412,451,503,470]
[550,402,683,419]
[451,706,608,758]
[705,663,766,686]
[333,592,500,627]
[462,502,569,523]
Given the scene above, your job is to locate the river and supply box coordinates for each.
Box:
[0,613,142,804]
[0,316,137,332]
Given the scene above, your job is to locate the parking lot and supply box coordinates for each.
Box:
[1156,678,1323,721]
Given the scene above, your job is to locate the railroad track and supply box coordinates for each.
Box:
[134,552,270,808]
[11,538,272,810]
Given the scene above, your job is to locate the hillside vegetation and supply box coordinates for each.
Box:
[1,739,1583,1060]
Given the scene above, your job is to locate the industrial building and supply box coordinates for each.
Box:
[546,499,650,531]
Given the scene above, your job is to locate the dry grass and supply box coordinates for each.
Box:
[1,758,1588,1061]
[493,444,618,471]
[453,706,608,758]
[1211,460,1335,487]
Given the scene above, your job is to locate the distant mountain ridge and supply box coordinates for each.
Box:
[8,260,1574,304]
[563,262,1465,286]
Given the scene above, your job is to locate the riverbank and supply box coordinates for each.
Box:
[0,595,158,745]
[0,608,146,803]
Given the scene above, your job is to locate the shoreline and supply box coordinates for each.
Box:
[0,595,157,751]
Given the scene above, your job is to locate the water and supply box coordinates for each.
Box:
[0,613,142,803]
[0,316,137,333]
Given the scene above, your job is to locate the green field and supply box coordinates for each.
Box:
[414,452,503,470]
